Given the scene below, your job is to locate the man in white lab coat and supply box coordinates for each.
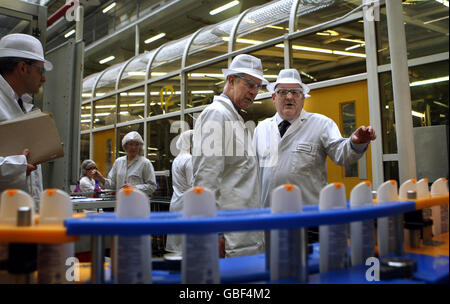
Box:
[254,68,376,208]
[0,34,53,211]
[192,54,268,257]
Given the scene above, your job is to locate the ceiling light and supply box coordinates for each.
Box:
[345,44,365,51]
[127,71,146,76]
[102,2,116,14]
[410,76,449,86]
[316,30,339,36]
[433,101,448,108]
[144,33,166,44]
[424,15,449,24]
[266,25,288,30]
[411,111,425,118]
[210,1,239,15]
[99,56,115,64]
[64,29,75,38]
[340,38,365,44]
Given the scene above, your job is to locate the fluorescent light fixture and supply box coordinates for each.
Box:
[95,105,116,109]
[81,114,91,118]
[144,33,166,44]
[64,29,75,38]
[340,38,365,44]
[333,50,366,58]
[80,120,90,123]
[209,0,239,15]
[128,92,145,96]
[316,30,339,36]
[127,71,146,76]
[189,73,224,78]
[95,93,105,97]
[222,37,262,45]
[99,56,115,64]
[411,111,425,118]
[266,25,288,30]
[410,76,449,87]
[102,2,116,13]
[433,101,448,108]
[424,15,449,24]
[94,113,110,117]
[119,111,129,115]
[82,93,92,98]
[385,105,389,109]
[345,44,364,51]
[435,0,449,7]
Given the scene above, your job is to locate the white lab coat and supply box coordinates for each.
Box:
[79,176,95,193]
[0,74,43,211]
[254,110,368,207]
[192,95,264,257]
[101,155,157,196]
[165,151,193,253]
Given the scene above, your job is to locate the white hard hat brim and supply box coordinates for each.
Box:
[0,48,53,71]
[222,68,269,85]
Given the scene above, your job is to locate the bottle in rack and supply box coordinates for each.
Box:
[319,183,349,273]
[376,180,400,257]
[37,189,74,284]
[113,187,152,284]
[430,177,449,236]
[182,187,220,284]
[350,181,375,266]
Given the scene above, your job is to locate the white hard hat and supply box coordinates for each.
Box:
[0,33,53,71]
[267,69,310,97]
[222,54,269,85]
[122,131,144,150]
[176,130,194,152]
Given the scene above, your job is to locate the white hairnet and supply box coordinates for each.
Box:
[122,131,144,155]
[176,130,193,153]
[80,159,96,177]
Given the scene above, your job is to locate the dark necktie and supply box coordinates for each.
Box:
[278,120,291,138]
[17,98,26,113]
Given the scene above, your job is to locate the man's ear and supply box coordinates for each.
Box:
[16,61,27,76]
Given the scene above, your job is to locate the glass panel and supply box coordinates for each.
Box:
[93,129,116,177]
[118,86,145,123]
[93,96,116,128]
[82,72,100,101]
[291,18,366,84]
[115,0,138,31]
[295,0,355,32]
[383,161,399,184]
[80,133,90,172]
[148,76,181,116]
[80,103,91,131]
[241,97,277,127]
[341,102,358,177]
[379,61,449,154]
[378,2,449,65]
[147,117,181,199]
[0,14,31,39]
[186,60,227,109]
[119,51,155,89]
[117,123,144,158]
[186,20,234,67]
[248,46,286,94]
[150,35,192,76]
[95,63,124,97]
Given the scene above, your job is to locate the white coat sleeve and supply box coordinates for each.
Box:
[0,155,27,186]
[134,160,157,196]
[321,118,367,166]
[102,161,117,190]
[79,177,94,192]
[192,108,226,202]
[185,155,194,187]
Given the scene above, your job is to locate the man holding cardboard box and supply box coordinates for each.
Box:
[0,33,53,210]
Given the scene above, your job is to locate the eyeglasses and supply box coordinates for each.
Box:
[233,74,263,91]
[25,61,45,76]
[86,167,97,171]
[275,88,304,98]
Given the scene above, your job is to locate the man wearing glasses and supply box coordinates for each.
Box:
[0,33,52,210]
[192,54,268,257]
[254,68,376,243]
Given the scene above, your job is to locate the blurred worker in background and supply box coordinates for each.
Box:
[254,68,376,243]
[0,33,53,211]
[93,131,157,196]
[165,130,194,256]
[192,54,268,257]
[79,159,98,193]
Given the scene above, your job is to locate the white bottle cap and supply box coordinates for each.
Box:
[116,187,150,218]
[0,189,34,225]
[271,184,302,213]
[376,180,399,203]
[416,178,430,199]
[430,177,449,196]
[39,189,73,225]
[399,179,417,200]
[183,187,216,218]
[350,181,373,207]
[319,183,346,210]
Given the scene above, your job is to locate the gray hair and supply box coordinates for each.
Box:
[80,159,96,177]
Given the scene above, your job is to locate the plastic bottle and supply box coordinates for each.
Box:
[430,177,449,236]
[7,206,37,283]
[0,189,35,283]
[74,182,81,193]
[350,181,375,266]
[319,183,349,273]
[113,187,152,283]
[37,189,74,284]
[416,178,431,217]
[399,179,418,249]
[376,180,400,257]
[182,187,220,284]
[93,180,100,198]
[270,184,306,281]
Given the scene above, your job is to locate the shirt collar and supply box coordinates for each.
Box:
[275,110,308,125]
